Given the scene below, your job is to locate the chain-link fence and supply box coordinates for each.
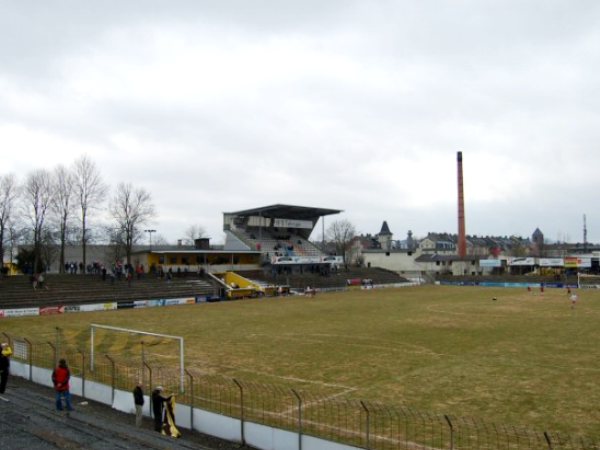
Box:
[4,333,599,450]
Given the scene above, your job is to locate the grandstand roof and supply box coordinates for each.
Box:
[225,204,342,220]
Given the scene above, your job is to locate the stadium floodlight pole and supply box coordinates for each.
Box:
[90,324,185,393]
[144,229,156,251]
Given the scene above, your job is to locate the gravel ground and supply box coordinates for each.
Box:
[0,376,255,450]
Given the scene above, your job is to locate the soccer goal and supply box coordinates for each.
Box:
[577,273,600,289]
[90,323,185,392]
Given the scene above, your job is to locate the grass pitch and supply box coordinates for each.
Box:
[2,285,599,437]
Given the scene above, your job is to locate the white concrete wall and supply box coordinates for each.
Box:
[83,380,112,405]
[194,408,242,442]
[31,366,53,388]
[362,251,422,273]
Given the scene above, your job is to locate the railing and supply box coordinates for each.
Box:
[6,337,600,450]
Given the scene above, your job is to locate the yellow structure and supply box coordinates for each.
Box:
[214,271,277,299]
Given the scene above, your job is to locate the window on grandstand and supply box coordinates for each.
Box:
[170,256,177,264]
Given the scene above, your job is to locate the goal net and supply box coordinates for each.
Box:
[90,324,185,392]
[577,273,600,289]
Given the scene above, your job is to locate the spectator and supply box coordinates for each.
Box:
[133,381,145,427]
[38,272,48,290]
[0,343,12,394]
[52,359,74,412]
[151,386,169,432]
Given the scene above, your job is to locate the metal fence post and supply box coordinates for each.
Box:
[544,431,553,450]
[47,342,56,367]
[105,355,115,404]
[233,379,245,446]
[360,401,370,450]
[55,327,62,367]
[185,369,194,431]
[291,389,302,450]
[445,415,454,450]
[144,362,152,417]
[78,349,86,398]
[1,332,11,347]
[23,338,33,381]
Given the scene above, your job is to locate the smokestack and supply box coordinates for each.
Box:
[457,151,467,258]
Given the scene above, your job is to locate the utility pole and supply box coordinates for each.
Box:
[583,214,588,253]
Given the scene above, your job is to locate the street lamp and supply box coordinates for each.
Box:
[144,229,156,251]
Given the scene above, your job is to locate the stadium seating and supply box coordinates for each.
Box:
[0,273,217,309]
[243,267,409,290]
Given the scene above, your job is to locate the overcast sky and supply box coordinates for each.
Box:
[2,1,600,245]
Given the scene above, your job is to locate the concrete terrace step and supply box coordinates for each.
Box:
[0,275,218,309]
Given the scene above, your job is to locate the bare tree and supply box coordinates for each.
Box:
[51,165,74,273]
[73,155,106,272]
[0,174,19,273]
[22,169,54,273]
[326,219,356,264]
[183,224,206,245]
[109,182,156,265]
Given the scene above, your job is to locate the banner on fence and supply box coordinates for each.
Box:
[117,302,134,309]
[538,258,564,267]
[564,256,592,268]
[479,259,502,268]
[508,257,536,266]
[40,306,65,315]
[165,298,195,306]
[77,303,118,312]
[2,307,40,318]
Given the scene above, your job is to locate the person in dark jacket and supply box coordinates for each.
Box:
[132,381,145,427]
[0,343,10,394]
[151,386,169,432]
[52,359,73,411]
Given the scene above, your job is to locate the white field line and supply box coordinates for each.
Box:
[221,366,359,390]
[248,332,443,357]
[277,386,357,416]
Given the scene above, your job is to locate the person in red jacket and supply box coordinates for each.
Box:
[52,359,74,412]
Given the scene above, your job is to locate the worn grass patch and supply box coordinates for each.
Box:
[2,285,599,437]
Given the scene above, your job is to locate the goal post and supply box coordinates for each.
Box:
[577,273,600,289]
[90,323,185,393]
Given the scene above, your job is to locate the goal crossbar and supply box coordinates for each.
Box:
[90,323,185,392]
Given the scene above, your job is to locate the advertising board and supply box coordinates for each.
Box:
[479,259,502,268]
[2,307,40,318]
[538,258,565,267]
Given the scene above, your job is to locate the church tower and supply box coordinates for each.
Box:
[378,221,393,251]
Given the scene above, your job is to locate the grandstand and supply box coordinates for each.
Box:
[0,204,415,310]
[223,204,342,264]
